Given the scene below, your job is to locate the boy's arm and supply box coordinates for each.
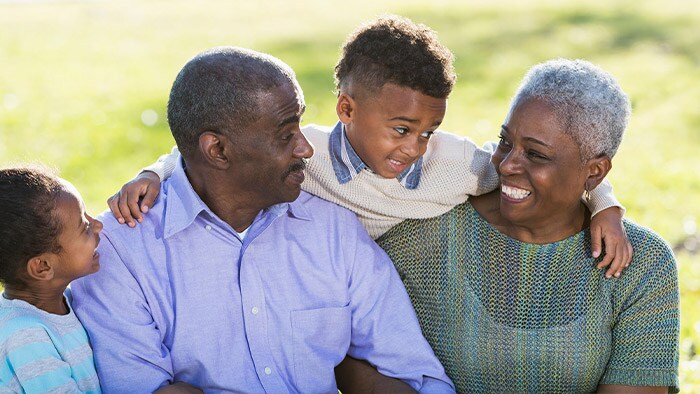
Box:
[107,146,178,227]
[4,331,84,392]
[586,178,633,278]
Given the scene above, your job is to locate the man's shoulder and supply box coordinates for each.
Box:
[295,190,353,213]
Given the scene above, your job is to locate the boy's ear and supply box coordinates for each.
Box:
[199,131,231,170]
[26,255,55,281]
[584,156,612,192]
[336,93,356,124]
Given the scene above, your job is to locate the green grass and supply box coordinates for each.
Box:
[2,0,699,389]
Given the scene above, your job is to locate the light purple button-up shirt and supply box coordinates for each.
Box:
[72,159,453,394]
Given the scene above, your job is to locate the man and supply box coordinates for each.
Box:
[71,47,453,393]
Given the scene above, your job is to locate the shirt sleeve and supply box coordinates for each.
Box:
[3,329,81,393]
[344,215,455,393]
[462,139,499,197]
[585,178,625,217]
[599,236,680,391]
[71,232,174,393]
[142,145,180,181]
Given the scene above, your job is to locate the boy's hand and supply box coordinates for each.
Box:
[590,206,633,279]
[107,171,162,227]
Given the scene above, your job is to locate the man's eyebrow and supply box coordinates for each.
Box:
[278,105,306,127]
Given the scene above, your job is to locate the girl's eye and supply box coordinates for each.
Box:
[394,127,408,135]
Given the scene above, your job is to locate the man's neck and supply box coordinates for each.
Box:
[184,165,263,233]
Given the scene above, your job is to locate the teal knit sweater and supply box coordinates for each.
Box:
[377,201,679,393]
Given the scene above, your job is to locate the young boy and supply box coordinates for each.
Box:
[0,167,102,393]
[110,15,631,277]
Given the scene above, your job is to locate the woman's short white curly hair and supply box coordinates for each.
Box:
[506,59,631,161]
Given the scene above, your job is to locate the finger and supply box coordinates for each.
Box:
[590,225,602,260]
[107,193,125,224]
[117,190,136,227]
[127,188,143,223]
[140,185,160,214]
[626,242,634,268]
[607,242,625,278]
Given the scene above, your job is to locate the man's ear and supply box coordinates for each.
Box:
[26,255,55,281]
[199,131,231,170]
[336,92,356,124]
[584,156,612,192]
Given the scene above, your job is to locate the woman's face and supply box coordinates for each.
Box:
[492,98,590,231]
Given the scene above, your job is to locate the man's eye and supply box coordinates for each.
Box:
[394,127,408,135]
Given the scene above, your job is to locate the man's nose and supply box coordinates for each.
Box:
[293,132,314,159]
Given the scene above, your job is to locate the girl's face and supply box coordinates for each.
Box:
[50,184,103,285]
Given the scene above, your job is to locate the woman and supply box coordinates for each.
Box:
[376,59,679,392]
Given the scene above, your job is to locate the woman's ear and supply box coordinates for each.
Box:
[336,93,356,124]
[26,255,55,281]
[199,131,231,170]
[584,156,612,192]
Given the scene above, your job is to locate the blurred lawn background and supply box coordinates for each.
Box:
[1,0,699,389]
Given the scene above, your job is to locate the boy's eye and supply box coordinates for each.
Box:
[420,131,434,139]
[394,127,408,135]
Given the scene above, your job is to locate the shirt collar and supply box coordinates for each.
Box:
[328,121,423,189]
[163,157,311,239]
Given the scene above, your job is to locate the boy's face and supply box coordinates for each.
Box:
[50,184,103,284]
[338,83,446,179]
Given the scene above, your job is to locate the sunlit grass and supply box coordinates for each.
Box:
[1,0,698,389]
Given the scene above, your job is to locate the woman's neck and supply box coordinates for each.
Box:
[471,190,590,244]
[4,285,69,315]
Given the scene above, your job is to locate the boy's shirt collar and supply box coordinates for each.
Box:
[328,121,423,189]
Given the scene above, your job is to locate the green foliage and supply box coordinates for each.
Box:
[1,0,698,388]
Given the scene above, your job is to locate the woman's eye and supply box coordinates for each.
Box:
[527,151,549,160]
[497,136,510,147]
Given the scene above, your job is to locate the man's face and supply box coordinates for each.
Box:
[339,83,447,179]
[229,81,314,207]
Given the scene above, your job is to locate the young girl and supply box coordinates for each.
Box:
[0,167,102,393]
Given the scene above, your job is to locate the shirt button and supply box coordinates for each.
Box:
[205,225,212,231]
[251,307,259,315]
[264,367,272,375]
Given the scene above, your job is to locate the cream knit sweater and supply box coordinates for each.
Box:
[145,124,619,239]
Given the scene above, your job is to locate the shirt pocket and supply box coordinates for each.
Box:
[291,305,351,393]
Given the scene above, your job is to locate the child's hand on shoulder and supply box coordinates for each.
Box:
[590,206,633,279]
[107,171,162,227]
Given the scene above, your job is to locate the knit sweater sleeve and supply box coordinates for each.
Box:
[585,178,625,217]
[599,224,680,391]
[142,146,179,181]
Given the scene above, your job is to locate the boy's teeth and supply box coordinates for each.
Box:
[502,185,531,200]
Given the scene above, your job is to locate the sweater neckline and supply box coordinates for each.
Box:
[465,201,590,248]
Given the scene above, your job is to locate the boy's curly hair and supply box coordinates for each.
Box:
[334,15,456,99]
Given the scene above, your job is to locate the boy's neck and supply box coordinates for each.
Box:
[4,285,69,315]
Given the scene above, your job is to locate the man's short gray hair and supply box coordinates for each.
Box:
[507,59,631,161]
[167,46,299,158]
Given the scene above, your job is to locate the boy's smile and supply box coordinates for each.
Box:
[338,83,446,179]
